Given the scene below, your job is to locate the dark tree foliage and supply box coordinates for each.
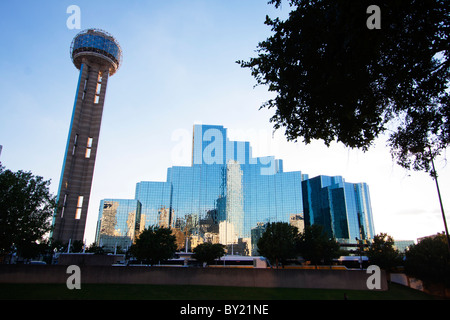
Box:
[239,0,450,173]
[70,240,84,253]
[366,233,402,272]
[85,242,105,255]
[296,224,340,266]
[405,233,450,287]
[257,222,299,267]
[0,166,56,257]
[129,226,177,265]
[192,242,225,266]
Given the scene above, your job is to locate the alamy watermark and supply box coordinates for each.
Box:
[171,126,283,175]
[367,5,381,29]
[66,265,81,290]
[366,265,382,290]
[66,5,81,30]
[65,4,380,37]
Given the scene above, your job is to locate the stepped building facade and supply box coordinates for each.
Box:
[95,124,375,255]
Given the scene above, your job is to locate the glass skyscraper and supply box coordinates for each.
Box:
[95,124,375,255]
[302,176,375,243]
[95,199,141,252]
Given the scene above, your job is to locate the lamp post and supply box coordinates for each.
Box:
[430,156,450,254]
[355,237,363,269]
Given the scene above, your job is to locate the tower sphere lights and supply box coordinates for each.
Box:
[70,28,122,76]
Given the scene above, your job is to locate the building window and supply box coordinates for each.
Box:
[96,83,102,95]
[75,208,82,220]
[72,134,79,155]
[85,137,93,158]
[75,196,83,220]
[61,194,68,218]
[94,71,102,104]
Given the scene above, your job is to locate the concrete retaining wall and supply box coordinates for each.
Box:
[57,253,125,266]
[390,273,450,298]
[0,265,387,291]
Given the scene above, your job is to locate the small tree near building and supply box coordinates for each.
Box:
[257,222,299,268]
[192,242,225,266]
[366,233,402,272]
[0,166,56,261]
[296,224,340,267]
[405,233,450,288]
[129,226,177,265]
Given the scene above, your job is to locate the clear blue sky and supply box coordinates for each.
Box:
[1,1,448,245]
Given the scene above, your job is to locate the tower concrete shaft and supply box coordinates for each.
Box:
[52,61,109,243]
[52,29,122,244]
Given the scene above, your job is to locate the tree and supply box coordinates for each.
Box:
[70,240,84,253]
[405,233,450,288]
[0,166,56,258]
[257,222,299,267]
[239,0,450,250]
[239,0,449,171]
[296,224,340,266]
[192,242,225,266]
[85,242,105,254]
[129,226,177,265]
[366,233,402,272]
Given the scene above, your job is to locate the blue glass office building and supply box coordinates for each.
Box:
[95,124,375,255]
[302,176,375,243]
[95,199,141,251]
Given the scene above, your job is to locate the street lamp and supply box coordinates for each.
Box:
[355,237,363,269]
[430,155,450,254]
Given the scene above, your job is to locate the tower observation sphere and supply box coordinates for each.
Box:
[51,29,122,244]
[70,28,122,75]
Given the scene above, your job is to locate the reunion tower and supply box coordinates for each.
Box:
[52,29,122,244]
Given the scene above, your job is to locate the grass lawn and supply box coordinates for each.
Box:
[0,282,439,300]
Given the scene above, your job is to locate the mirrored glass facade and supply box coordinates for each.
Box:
[302,176,375,243]
[72,33,122,64]
[95,124,375,255]
[95,199,141,252]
